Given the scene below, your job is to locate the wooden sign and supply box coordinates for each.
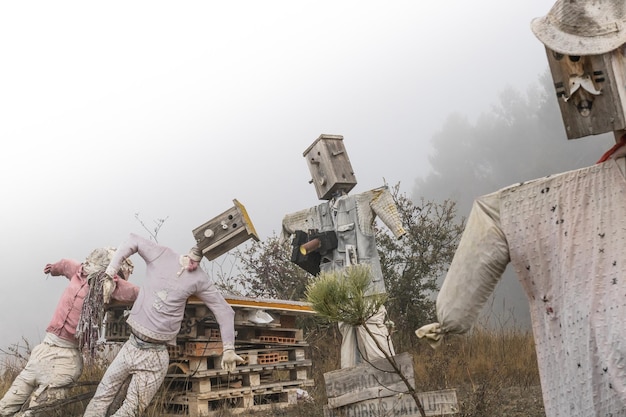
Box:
[323,390,459,417]
[323,352,458,416]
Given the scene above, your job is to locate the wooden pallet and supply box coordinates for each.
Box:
[104,295,316,415]
[167,358,312,379]
[105,309,307,345]
[161,383,313,417]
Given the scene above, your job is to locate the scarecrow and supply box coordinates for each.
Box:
[416,1,626,416]
[282,134,406,369]
[0,248,137,417]
[84,234,245,417]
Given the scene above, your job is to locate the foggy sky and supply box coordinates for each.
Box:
[0,1,553,349]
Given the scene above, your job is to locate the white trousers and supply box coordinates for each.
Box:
[0,342,82,417]
[338,306,395,368]
[83,335,169,417]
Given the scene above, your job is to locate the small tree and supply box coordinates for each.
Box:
[306,264,388,327]
[231,234,313,300]
[306,265,427,417]
[134,213,169,243]
[377,184,465,349]
[228,184,465,350]
[228,235,335,351]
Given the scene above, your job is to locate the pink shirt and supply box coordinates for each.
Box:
[106,233,236,345]
[46,259,139,344]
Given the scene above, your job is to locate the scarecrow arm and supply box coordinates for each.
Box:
[417,191,510,346]
[43,259,81,281]
[111,277,139,303]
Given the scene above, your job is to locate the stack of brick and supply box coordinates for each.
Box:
[105,295,315,416]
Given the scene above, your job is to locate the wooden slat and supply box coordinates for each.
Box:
[324,390,459,417]
[166,358,312,379]
[324,352,415,406]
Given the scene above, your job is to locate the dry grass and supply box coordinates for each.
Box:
[0,327,544,417]
[411,326,543,417]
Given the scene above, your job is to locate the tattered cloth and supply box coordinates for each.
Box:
[436,158,626,416]
[76,247,133,358]
[77,271,109,357]
[500,162,626,415]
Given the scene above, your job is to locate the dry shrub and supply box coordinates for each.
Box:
[413,325,542,417]
[0,326,542,417]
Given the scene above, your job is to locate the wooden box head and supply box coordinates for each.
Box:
[192,199,259,261]
[544,47,626,139]
[303,134,357,200]
[531,0,626,139]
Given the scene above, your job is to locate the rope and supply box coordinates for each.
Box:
[596,133,626,163]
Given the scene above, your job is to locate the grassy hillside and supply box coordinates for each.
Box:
[0,326,544,417]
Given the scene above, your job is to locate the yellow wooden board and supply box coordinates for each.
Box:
[188,294,315,314]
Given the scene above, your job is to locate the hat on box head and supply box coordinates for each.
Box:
[531,0,626,55]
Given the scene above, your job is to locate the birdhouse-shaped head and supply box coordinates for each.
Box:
[303,134,357,200]
[192,199,259,261]
[531,0,626,139]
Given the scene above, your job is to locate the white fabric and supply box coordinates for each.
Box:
[43,332,77,349]
[0,337,82,416]
[220,349,245,372]
[104,264,117,278]
[188,246,202,262]
[177,255,190,276]
[358,186,407,238]
[429,158,626,417]
[83,335,169,417]
[102,274,115,304]
[339,306,395,368]
[435,189,510,333]
[87,248,134,281]
[415,323,442,348]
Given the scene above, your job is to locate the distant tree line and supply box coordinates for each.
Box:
[413,70,614,216]
[412,70,616,328]
[227,69,618,342]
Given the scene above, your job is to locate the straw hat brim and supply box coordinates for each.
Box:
[531,16,626,55]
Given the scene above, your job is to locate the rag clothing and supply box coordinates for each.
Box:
[84,233,236,417]
[339,306,395,368]
[427,157,626,417]
[45,259,90,344]
[0,259,137,417]
[103,233,236,345]
[282,186,406,295]
[45,259,138,344]
[282,186,405,368]
[85,335,169,417]
[188,246,202,262]
[0,334,83,417]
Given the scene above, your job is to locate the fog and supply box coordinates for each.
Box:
[0,1,554,347]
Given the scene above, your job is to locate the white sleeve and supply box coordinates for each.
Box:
[436,190,510,335]
[105,233,163,277]
[196,280,236,347]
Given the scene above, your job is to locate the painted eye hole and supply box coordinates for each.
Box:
[553,51,564,60]
[569,55,581,62]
